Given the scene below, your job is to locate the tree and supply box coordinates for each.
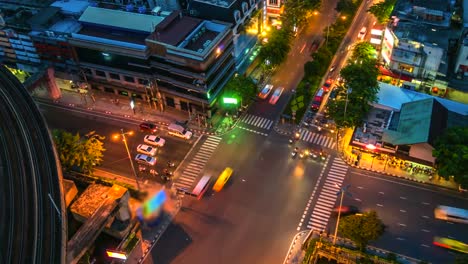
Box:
[223,74,257,103]
[367,0,397,24]
[327,59,379,128]
[53,130,106,173]
[432,127,468,188]
[350,42,377,62]
[338,210,385,251]
[258,28,292,69]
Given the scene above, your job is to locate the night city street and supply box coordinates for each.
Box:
[1,0,468,263]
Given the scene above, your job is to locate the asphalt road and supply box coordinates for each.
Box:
[150,128,326,264]
[334,168,468,263]
[38,102,194,182]
[0,66,64,263]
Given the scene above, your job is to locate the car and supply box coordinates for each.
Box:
[258,84,273,99]
[139,122,158,133]
[137,144,157,156]
[329,65,336,72]
[144,135,166,147]
[135,154,157,166]
[322,79,333,92]
[328,89,338,101]
[332,206,359,215]
[358,27,367,40]
[433,236,468,253]
[269,87,284,104]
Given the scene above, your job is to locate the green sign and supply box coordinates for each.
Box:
[223,97,238,104]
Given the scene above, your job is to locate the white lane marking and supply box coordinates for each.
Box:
[421,244,430,248]
[398,223,407,227]
[421,229,430,233]
[400,196,407,200]
[379,191,384,195]
[422,202,430,205]
[400,209,406,213]
[355,198,362,202]
[396,237,405,241]
[357,186,364,189]
[376,204,383,207]
[422,215,430,219]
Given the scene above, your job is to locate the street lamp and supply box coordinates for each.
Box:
[333,184,351,245]
[113,129,141,190]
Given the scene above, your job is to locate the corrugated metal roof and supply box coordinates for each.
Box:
[79,6,165,33]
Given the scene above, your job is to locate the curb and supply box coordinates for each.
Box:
[36,97,219,136]
[283,230,308,264]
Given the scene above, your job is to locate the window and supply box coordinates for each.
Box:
[95,70,106,77]
[268,0,278,6]
[166,97,175,107]
[138,78,148,85]
[104,87,114,93]
[109,73,120,80]
[124,75,135,83]
[180,101,189,111]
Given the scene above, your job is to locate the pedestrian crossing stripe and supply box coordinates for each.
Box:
[298,128,336,149]
[241,114,274,130]
[175,136,222,193]
[305,157,349,231]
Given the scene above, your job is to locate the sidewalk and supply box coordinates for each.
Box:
[283,231,309,264]
[32,86,222,136]
[337,128,460,190]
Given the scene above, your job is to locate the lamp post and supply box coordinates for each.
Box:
[114,129,141,190]
[343,88,352,121]
[366,144,377,169]
[333,184,351,245]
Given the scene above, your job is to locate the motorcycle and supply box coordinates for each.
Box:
[167,161,175,168]
[291,147,299,158]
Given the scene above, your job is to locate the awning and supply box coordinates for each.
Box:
[379,66,412,82]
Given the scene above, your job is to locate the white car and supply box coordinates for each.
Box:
[135,154,157,166]
[269,87,284,105]
[358,27,367,40]
[144,135,166,147]
[258,84,273,99]
[137,144,157,156]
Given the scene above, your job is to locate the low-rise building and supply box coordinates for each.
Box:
[69,6,234,117]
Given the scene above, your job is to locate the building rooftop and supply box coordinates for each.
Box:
[151,12,203,46]
[192,0,237,8]
[70,184,127,218]
[79,6,165,33]
[393,0,452,28]
[51,0,90,16]
[382,98,443,145]
[148,12,229,53]
[374,82,468,115]
[393,22,451,49]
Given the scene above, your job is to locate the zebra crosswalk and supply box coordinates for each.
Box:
[299,128,336,149]
[239,114,274,130]
[174,136,222,192]
[307,158,348,231]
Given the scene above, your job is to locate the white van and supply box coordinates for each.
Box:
[167,123,193,139]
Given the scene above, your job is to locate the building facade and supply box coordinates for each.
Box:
[69,7,234,117]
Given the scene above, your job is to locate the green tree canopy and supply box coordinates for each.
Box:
[327,59,379,128]
[350,42,377,62]
[432,127,468,188]
[223,74,257,103]
[367,0,397,24]
[338,210,385,251]
[53,130,106,174]
[259,28,292,69]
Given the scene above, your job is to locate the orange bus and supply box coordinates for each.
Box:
[213,167,233,192]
